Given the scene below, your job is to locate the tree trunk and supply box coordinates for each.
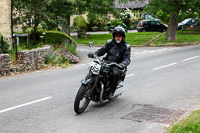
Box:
[199,13,200,26]
[32,23,39,41]
[62,24,70,36]
[166,13,179,41]
[62,15,70,44]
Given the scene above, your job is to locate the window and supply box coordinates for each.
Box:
[151,21,156,25]
[156,22,160,25]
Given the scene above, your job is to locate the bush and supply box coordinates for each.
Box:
[87,13,109,31]
[0,34,10,53]
[18,39,44,50]
[45,43,80,67]
[111,19,123,27]
[44,31,76,46]
[21,27,45,41]
[87,12,98,31]
[73,16,87,31]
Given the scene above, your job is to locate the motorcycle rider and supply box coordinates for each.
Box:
[88,27,131,99]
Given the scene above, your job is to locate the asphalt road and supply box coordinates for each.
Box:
[1,45,200,133]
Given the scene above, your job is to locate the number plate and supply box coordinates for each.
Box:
[90,61,101,75]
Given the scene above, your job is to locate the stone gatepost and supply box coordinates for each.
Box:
[0,0,12,44]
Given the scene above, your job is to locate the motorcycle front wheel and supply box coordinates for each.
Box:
[74,84,90,114]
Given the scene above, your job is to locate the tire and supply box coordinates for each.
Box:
[74,85,90,114]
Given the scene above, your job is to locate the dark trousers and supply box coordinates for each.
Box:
[110,66,120,93]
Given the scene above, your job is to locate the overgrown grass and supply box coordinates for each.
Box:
[167,110,200,133]
[18,37,44,50]
[7,38,44,61]
[76,32,160,46]
[153,31,200,46]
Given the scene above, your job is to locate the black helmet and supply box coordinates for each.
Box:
[112,27,126,43]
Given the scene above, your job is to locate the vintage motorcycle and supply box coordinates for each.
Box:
[74,42,127,114]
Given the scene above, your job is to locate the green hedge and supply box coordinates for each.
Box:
[44,31,77,45]
[73,16,87,31]
[0,34,10,53]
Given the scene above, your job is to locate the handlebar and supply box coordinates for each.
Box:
[88,43,125,69]
[89,55,124,69]
[106,62,123,69]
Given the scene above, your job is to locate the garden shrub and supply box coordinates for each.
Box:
[44,31,77,45]
[21,26,45,42]
[45,43,80,67]
[111,19,123,27]
[87,12,98,31]
[73,16,88,31]
[0,34,10,53]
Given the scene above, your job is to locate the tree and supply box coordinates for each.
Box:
[14,0,48,40]
[46,0,75,37]
[14,0,117,39]
[145,0,200,41]
[14,0,75,40]
[75,0,116,15]
[120,0,200,41]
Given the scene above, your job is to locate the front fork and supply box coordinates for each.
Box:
[81,75,99,97]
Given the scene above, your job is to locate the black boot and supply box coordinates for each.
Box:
[108,88,116,100]
[108,92,114,100]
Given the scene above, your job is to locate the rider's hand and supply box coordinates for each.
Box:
[87,52,95,58]
[119,63,125,69]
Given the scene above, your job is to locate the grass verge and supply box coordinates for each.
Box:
[152,31,200,46]
[166,110,200,133]
[76,32,160,46]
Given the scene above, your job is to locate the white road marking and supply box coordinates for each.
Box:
[0,96,52,114]
[182,56,199,62]
[153,62,177,70]
[126,74,135,77]
[157,47,180,52]
[131,47,180,57]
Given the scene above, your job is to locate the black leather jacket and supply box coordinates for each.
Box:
[94,39,131,67]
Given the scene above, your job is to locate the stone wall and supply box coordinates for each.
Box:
[0,0,12,43]
[0,46,51,77]
[0,54,11,76]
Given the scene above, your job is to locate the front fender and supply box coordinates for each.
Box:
[81,78,92,85]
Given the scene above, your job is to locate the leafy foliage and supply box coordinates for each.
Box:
[14,0,48,40]
[45,31,76,45]
[119,8,133,28]
[111,19,123,27]
[0,35,10,54]
[45,43,80,67]
[75,0,117,31]
[13,0,75,40]
[14,0,117,35]
[87,13,110,30]
[75,0,116,15]
[73,16,88,31]
[144,0,200,22]
[144,0,200,41]
[120,0,200,41]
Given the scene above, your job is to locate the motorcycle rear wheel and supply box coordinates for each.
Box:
[74,85,90,114]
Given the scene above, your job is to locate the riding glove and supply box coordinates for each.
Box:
[87,52,95,58]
